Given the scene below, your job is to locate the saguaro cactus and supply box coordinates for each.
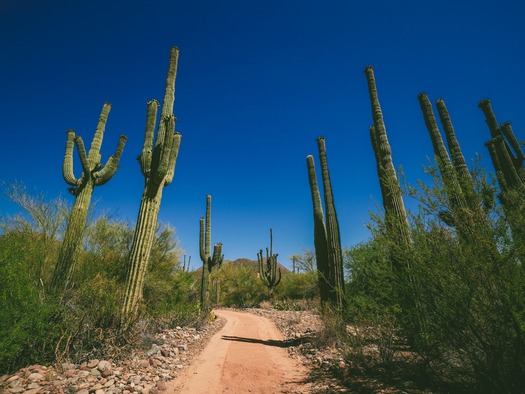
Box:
[120,47,182,328]
[306,137,346,311]
[418,93,467,219]
[364,66,412,266]
[306,155,331,304]
[257,228,282,297]
[199,194,223,312]
[51,103,127,293]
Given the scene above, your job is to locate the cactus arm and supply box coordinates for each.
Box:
[165,132,182,185]
[210,243,223,268]
[418,92,466,211]
[74,136,91,180]
[501,122,525,162]
[160,47,179,119]
[95,134,127,186]
[199,217,206,262]
[436,98,477,201]
[139,99,159,177]
[479,99,501,139]
[63,129,78,186]
[88,102,111,166]
[152,115,175,186]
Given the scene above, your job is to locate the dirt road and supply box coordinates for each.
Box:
[169,309,312,393]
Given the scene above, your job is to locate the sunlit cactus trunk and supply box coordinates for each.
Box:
[306,138,345,312]
[199,194,223,313]
[257,228,282,297]
[306,155,331,305]
[364,66,412,266]
[316,137,346,311]
[51,103,127,294]
[120,47,182,329]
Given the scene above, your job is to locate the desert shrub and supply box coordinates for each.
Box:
[279,271,319,300]
[0,231,64,374]
[216,262,266,307]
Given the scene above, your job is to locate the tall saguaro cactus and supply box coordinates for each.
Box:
[306,137,345,311]
[257,228,282,297]
[51,103,127,293]
[418,93,468,219]
[120,47,182,328]
[364,66,412,266]
[306,155,331,304]
[199,194,223,312]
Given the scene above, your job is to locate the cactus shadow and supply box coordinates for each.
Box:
[221,335,304,348]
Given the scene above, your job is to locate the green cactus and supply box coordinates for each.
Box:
[51,102,127,293]
[120,47,182,328]
[306,137,346,311]
[257,228,281,297]
[199,194,223,312]
[435,99,480,209]
[418,93,468,217]
[479,99,525,188]
[365,66,412,264]
[306,155,331,305]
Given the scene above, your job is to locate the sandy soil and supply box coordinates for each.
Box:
[168,309,312,393]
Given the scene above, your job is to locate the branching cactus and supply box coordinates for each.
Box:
[120,47,182,328]
[51,102,127,294]
[479,99,525,188]
[199,194,223,312]
[257,228,281,297]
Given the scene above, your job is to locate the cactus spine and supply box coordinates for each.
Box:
[199,194,223,312]
[51,103,126,293]
[306,138,346,311]
[120,47,182,328]
[257,228,281,296]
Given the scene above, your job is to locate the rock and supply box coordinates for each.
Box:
[77,390,89,394]
[87,360,99,369]
[27,372,44,381]
[156,381,167,391]
[97,360,112,372]
[8,387,24,393]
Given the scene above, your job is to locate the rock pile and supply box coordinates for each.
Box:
[0,320,224,394]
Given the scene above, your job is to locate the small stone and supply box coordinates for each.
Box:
[140,360,150,368]
[27,372,44,381]
[87,360,99,369]
[6,376,19,383]
[8,387,24,393]
[77,390,89,394]
[97,360,112,372]
[156,381,167,391]
[95,390,105,394]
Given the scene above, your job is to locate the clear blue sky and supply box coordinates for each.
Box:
[1,0,524,270]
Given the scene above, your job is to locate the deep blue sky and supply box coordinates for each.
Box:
[1,0,524,270]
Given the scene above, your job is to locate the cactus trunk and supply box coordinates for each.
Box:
[365,66,412,267]
[51,103,127,294]
[306,155,331,305]
[120,47,182,329]
[199,194,223,313]
[316,137,346,311]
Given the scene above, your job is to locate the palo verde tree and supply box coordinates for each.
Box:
[120,47,182,329]
[51,103,127,294]
[306,137,345,312]
[257,228,282,297]
[199,194,223,313]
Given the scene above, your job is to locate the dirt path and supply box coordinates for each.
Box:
[169,309,312,393]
